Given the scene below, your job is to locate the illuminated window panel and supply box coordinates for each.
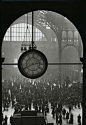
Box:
[14,59,17,67]
[4,23,47,42]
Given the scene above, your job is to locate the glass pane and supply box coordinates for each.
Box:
[2,11,83,64]
[2,11,83,125]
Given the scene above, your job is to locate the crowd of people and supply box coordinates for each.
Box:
[2,73,82,125]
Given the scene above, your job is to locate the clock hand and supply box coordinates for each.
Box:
[28,62,39,67]
[28,63,34,67]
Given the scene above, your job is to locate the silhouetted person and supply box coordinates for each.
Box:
[56,113,58,124]
[35,105,38,111]
[78,103,80,109]
[70,113,73,124]
[52,108,55,118]
[69,106,71,113]
[59,113,62,125]
[25,106,28,110]
[29,103,31,110]
[39,106,41,112]
[4,115,8,125]
[42,105,44,113]
[62,108,66,118]
[77,114,81,125]
[10,115,13,125]
[12,100,15,108]
[66,112,69,123]
[14,107,18,113]
[2,113,3,122]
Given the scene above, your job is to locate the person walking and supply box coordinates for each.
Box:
[10,115,13,125]
[70,113,73,124]
[4,115,8,125]
[56,113,58,124]
[52,107,55,118]
[66,112,69,123]
[62,108,66,118]
[59,113,62,125]
[77,114,81,125]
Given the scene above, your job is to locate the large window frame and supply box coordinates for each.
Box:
[2,11,83,125]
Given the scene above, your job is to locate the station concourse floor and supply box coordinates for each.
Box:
[2,103,82,125]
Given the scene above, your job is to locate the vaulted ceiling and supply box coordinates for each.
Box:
[12,10,76,31]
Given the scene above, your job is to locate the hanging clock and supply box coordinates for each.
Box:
[18,49,48,79]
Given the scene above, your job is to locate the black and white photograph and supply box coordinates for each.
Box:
[1,10,83,125]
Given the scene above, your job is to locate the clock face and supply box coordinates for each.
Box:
[18,50,48,79]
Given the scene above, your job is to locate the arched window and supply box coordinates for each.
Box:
[62,31,67,38]
[68,31,73,39]
[2,11,83,124]
[74,30,78,39]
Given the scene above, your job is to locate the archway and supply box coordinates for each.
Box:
[1,10,83,125]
